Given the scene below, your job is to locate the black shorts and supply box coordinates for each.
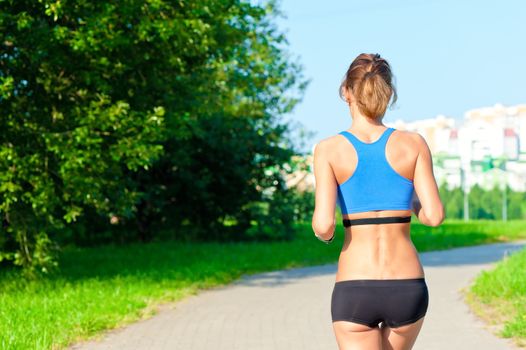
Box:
[331,277,429,328]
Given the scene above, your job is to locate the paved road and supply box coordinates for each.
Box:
[70,240,526,350]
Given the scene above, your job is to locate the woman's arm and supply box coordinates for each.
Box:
[411,133,445,226]
[311,141,338,243]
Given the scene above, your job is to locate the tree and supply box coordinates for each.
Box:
[120,0,308,241]
[0,0,308,272]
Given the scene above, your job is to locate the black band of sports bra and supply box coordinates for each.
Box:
[342,215,411,227]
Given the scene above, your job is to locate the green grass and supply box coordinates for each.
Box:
[1,219,526,349]
[410,218,526,250]
[464,245,526,348]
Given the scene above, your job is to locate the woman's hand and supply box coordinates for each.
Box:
[315,232,335,244]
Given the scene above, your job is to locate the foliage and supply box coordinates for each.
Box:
[0,0,308,272]
[0,1,167,273]
[467,246,526,345]
[438,182,526,220]
[123,0,308,242]
[245,155,314,241]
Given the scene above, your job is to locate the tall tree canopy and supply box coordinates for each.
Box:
[0,0,308,273]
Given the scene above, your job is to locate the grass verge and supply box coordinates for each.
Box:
[463,245,526,348]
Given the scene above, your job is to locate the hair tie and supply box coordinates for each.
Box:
[364,71,375,80]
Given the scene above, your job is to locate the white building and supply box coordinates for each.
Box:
[391,103,526,192]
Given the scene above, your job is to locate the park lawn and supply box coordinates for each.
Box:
[463,245,526,348]
[1,219,526,350]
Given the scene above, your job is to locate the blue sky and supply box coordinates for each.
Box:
[274,0,525,153]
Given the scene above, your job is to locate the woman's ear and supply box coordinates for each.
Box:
[344,87,352,104]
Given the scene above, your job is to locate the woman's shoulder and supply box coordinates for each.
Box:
[391,129,428,149]
[312,133,344,155]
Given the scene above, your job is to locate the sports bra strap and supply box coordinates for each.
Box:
[342,216,411,227]
[339,127,394,151]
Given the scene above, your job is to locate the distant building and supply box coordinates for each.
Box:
[387,103,526,192]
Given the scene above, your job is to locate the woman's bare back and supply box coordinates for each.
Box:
[317,128,434,282]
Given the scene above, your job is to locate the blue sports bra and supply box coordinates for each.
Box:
[336,127,414,215]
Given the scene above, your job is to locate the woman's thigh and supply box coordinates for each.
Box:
[333,320,382,350]
[381,316,426,350]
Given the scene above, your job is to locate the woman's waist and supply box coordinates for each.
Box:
[339,238,422,266]
[335,251,425,282]
[343,224,413,241]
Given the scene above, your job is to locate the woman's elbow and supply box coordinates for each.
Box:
[428,203,445,227]
[312,218,335,237]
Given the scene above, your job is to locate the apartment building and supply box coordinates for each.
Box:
[393,103,526,191]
